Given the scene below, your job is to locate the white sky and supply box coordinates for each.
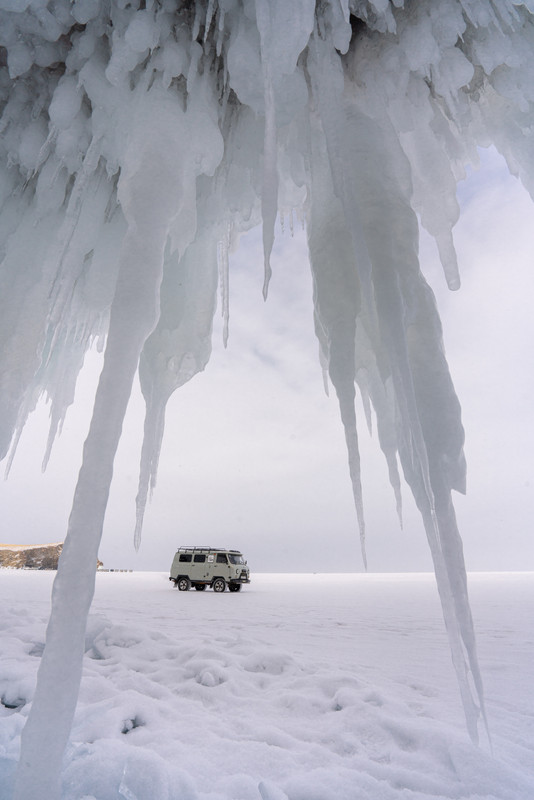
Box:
[1,147,533,574]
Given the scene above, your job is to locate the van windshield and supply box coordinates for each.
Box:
[228,553,245,565]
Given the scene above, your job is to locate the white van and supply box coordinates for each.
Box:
[169,547,250,592]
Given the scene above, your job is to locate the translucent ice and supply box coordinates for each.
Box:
[1,1,533,797]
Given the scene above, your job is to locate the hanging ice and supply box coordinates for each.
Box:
[1,1,533,797]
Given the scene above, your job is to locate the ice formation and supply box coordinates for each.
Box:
[1,0,533,797]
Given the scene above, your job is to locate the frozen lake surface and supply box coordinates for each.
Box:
[1,571,533,799]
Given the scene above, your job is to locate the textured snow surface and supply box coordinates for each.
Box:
[1,570,534,800]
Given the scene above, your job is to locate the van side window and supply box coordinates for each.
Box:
[216,553,228,564]
[179,554,192,562]
[194,554,206,563]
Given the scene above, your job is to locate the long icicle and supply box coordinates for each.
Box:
[14,229,166,800]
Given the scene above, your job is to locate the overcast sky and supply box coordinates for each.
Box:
[1,147,533,574]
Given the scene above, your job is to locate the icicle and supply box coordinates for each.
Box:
[14,190,169,800]
[134,225,218,550]
[41,332,90,471]
[4,401,37,479]
[338,381,368,568]
[46,138,105,330]
[369,374,404,529]
[204,0,216,45]
[255,2,278,300]
[191,2,203,44]
[259,74,277,301]
[358,380,373,436]
[436,229,461,291]
[306,119,367,566]
[217,224,231,347]
[187,41,203,97]
[216,7,226,57]
[134,396,166,551]
[307,27,376,317]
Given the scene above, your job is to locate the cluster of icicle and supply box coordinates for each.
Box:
[1,1,533,797]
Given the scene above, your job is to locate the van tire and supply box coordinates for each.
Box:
[194,584,206,591]
[212,578,226,593]
[177,578,190,591]
[228,584,241,592]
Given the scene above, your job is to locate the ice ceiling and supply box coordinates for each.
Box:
[2,1,534,797]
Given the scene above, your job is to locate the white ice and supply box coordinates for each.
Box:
[1,0,534,796]
[1,570,533,800]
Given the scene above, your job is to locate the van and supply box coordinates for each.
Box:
[169,547,250,592]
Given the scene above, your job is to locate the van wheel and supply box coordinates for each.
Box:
[212,578,226,593]
[177,578,190,591]
[194,584,206,591]
[228,584,241,592]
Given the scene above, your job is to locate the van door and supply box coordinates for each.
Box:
[192,553,208,580]
[215,552,231,580]
[207,552,223,581]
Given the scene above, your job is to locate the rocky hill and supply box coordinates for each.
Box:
[0,543,63,570]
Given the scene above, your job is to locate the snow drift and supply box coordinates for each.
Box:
[0,1,533,798]
[2,571,534,800]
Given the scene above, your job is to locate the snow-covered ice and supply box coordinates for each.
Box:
[1,570,533,800]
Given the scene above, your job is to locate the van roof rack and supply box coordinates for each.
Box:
[177,546,242,553]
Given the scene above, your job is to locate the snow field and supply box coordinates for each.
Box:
[1,571,533,800]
